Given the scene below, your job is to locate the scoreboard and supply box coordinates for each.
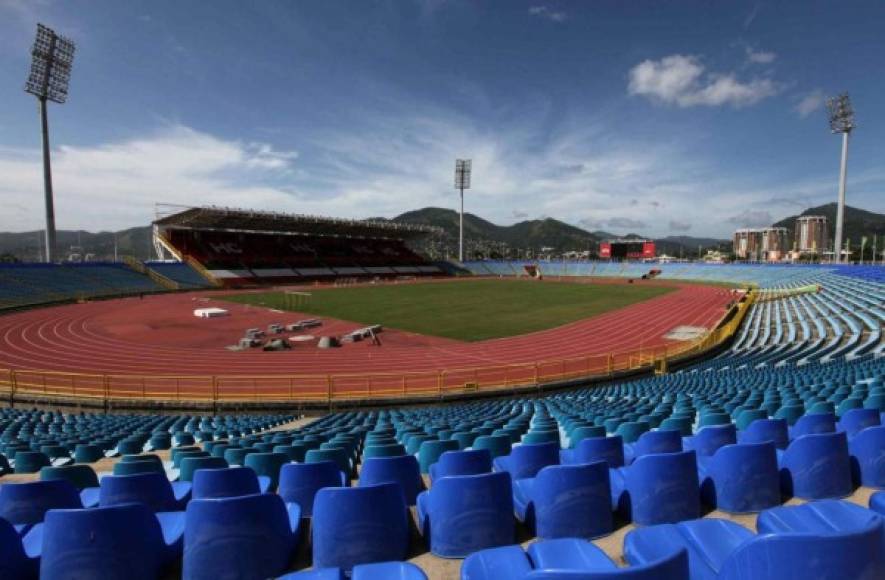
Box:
[599,240,656,260]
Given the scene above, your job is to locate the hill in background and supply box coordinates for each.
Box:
[773,203,885,246]
[2,203,882,261]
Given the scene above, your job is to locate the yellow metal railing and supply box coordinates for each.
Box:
[123,256,180,291]
[0,291,755,404]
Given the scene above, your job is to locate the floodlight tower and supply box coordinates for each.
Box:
[24,24,76,263]
[826,93,855,264]
[454,159,472,262]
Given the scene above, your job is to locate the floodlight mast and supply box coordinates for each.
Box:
[454,159,472,262]
[827,93,855,264]
[24,24,75,263]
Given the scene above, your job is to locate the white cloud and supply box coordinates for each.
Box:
[0,126,301,232]
[628,54,780,108]
[746,47,776,64]
[528,5,567,23]
[794,89,826,118]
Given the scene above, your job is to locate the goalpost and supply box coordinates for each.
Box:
[284,291,312,310]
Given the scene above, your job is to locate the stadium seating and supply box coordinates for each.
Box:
[0,262,164,310]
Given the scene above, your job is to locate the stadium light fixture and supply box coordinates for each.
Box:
[24,23,76,263]
[826,93,854,264]
[454,159,472,262]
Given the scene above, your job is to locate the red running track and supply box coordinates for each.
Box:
[0,281,734,377]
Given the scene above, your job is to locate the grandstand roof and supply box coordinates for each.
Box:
[153,206,440,240]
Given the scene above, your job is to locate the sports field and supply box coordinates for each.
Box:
[220,279,675,341]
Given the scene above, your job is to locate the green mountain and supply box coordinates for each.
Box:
[773,203,885,246]
[0,227,153,261]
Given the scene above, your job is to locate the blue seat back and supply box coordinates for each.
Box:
[277,461,343,517]
[632,430,683,459]
[99,472,177,513]
[359,455,423,505]
[687,424,737,457]
[192,467,261,499]
[707,442,780,513]
[719,525,884,580]
[244,452,289,489]
[790,412,836,439]
[838,408,881,438]
[780,432,852,500]
[41,504,166,580]
[418,440,460,474]
[626,451,700,525]
[848,425,885,488]
[532,462,613,540]
[740,419,789,449]
[313,482,409,570]
[500,443,560,479]
[179,456,229,483]
[574,436,624,468]
[184,493,296,580]
[40,464,99,490]
[430,449,492,481]
[424,471,513,558]
[0,479,82,526]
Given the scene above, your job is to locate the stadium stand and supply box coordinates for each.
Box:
[154,207,444,286]
[1,263,883,578]
[0,262,164,310]
[143,261,213,289]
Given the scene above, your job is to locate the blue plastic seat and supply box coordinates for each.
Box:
[176,455,228,482]
[615,421,650,443]
[274,443,309,462]
[417,472,513,558]
[306,447,352,477]
[40,464,101,508]
[624,429,683,464]
[429,449,492,482]
[461,538,688,580]
[418,439,460,474]
[183,493,301,580]
[698,442,780,513]
[313,482,409,570]
[41,503,183,580]
[849,425,885,488]
[521,430,560,445]
[362,443,407,460]
[472,435,512,459]
[561,435,624,468]
[737,418,789,449]
[626,512,883,580]
[513,462,613,539]
[0,517,38,579]
[735,409,768,431]
[493,442,559,479]
[359,455,424,505]
[279,561,428,580]
[13,451,51,474]
[243,451,289,490]
[0,479,82,532]
[778,432,853,499]
[99,472,191,512]
[569,425,606,448]
[683,424,737,457]
[789,412,836,439]
[278,461,346,517]
[73,443,104,463]
[838,408,881,438]
[871,491,885,516]
[611,450,700,525]
[113,459,165,476]
[192,466,269,499]
[223,447,257,466]
[756,499,881,539]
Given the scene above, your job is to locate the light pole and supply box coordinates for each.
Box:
[454,159,472,262]
[24,24,76,263]
[826,93,855,264]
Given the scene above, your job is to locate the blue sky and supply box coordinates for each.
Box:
[1,0,883,237]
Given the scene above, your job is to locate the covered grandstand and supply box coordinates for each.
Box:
[153,206,444,286]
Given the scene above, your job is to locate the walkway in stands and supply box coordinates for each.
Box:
[0,280,733,384]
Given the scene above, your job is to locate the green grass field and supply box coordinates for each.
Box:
[220,279,675,342]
